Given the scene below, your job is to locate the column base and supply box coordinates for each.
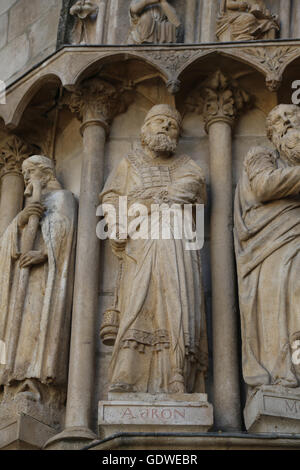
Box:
[44,426,98,450]
[244,385,300,433]
[98,393,213,439]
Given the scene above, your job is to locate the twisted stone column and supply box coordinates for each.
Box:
[0,136,32,237]
[201,71,250,431]
[46,78,126,448]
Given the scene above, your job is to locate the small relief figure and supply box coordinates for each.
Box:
[70,0,98,44]
[100,105,208,395]
[0,156,77,426]
[234,105,300,393]
[128,0,181,44]
[216,0,279,42]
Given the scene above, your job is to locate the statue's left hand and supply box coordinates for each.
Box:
[19,250,48,269]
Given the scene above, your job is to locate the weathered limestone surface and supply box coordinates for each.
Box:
[216,0,279,42]
[0,155,77,448]
[1,0,300,453]
[69,0,99,44]
[0,414,56,450]
[0,0,62,85]
[235,104,300,432]
[128,1,181,44]
[99,393,213,438]
[245,386,300,433]
[100,104,209,398]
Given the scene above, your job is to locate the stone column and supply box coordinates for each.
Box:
[200,0,218,43]
[201,71,250,431]
[0,136,31,237]
[45,78,125,448]
[107,0,120,44]
[292,0,300,39]
[184,0,197,43]
[280,0,291,38]
[95,0,107,43]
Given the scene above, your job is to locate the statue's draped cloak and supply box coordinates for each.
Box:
[217,0,278,41]
[234,148,300,387]
[100,149,208,393]
[0,190,77,387]
[128,3,176,44]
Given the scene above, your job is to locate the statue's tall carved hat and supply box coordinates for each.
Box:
[144,104,182,128]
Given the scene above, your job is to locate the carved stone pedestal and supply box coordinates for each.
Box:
[0,414,56,450]
[0,383,64,449]
[244,386,300,434]
[98,393,213,438]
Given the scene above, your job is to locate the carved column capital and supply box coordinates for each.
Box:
[0,135,32,178]
[187,70,251,133]
[66,78,127,136]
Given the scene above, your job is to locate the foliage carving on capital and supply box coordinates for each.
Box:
[186,70,251,131]
[0,136,33,177]
[239,46,300,92]
[64,78,129,127]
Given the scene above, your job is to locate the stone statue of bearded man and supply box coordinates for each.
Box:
[235,105,300,394]
[100,104,208,395]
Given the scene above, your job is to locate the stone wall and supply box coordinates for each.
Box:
[1,0,300,88]
[0,0,62,86]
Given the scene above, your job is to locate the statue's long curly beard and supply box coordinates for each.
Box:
[141,130,177,155]
[275,128,300,166]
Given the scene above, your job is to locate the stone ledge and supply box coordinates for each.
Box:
[0,413,57,450]
[244,386,300,433]
[89,433,300,451]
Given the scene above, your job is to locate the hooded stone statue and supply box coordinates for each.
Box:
[234,105,300,390]
[128,0,180,44]
[0,156,77,413]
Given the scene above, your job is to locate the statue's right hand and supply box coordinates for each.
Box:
[17,202,45,228]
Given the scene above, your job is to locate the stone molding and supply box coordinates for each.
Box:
[1,43,300,128]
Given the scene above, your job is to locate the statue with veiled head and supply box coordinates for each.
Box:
[128,0,181,44]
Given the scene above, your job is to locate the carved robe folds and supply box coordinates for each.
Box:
[0,189,76,388]
[217,0,279,41]
[100,147,208,395]
[128,1,179,44]
[234,147,300,388]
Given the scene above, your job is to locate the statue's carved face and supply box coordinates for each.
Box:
[147,115,180,141]
[22,162,52,190]
[141,115,180,156]
[270,105,300,139]
[269,105,300,165]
